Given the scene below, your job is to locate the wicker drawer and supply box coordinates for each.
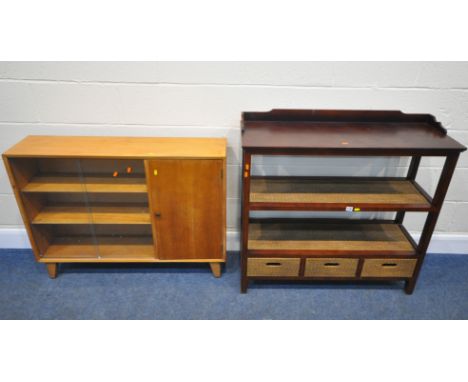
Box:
[304,258,358,277]
[361,259,417,278]
[247,258,300,277]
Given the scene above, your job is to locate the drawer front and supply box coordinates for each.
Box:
[304,258,358,277]
[247,258,300,277]
[361,259,417,278]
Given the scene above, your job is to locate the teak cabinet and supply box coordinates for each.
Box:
[3,136,226,278]
[240,109,466,293]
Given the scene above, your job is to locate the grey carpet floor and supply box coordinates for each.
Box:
[0,249,467,319]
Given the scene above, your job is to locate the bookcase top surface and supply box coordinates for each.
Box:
[242,109,466,153]
[3,136,227,159]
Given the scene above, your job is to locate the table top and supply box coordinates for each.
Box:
[242,110,466,154]
[3,136,227,159]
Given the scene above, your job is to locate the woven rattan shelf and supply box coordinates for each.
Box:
[249,177,431,211]
[240,109,466,293]
[247,220,415,255]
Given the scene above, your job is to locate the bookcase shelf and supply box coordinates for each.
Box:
[40,236,155,262]
[240,109,466,293]
[32,205,151,225]
[23,175,147,194]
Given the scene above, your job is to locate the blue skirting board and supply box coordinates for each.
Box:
[0,249,467,319]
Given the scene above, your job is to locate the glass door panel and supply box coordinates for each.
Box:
[80,159,155,261]
[16,157,98,259]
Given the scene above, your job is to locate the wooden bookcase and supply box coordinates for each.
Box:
[3,136,226,278]
[240,109,466,293]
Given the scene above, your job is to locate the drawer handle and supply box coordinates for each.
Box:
[324,262,340,267]
[265,262,282,267]
[382,263,397,267]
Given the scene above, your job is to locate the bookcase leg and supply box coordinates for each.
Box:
[240,149,252,294]
[404,280,415,295]
[46,263,58,279]
[241,277,249,293]
[406,154,459,296]
[406,212,438,296]
[209,263,222,278]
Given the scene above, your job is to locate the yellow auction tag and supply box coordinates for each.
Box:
[153,169,158,176]
[354,207,361,212]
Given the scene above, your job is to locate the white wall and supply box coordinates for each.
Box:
[1,62,467,251]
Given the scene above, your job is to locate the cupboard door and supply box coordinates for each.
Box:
[146,159,224,260]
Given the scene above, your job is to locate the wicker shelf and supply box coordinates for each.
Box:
[249,177,431,211]
[22,175,147,193]
[248,220,416,256]
[32,205,151,225]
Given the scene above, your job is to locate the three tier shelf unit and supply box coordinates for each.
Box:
[240,109,466,294]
